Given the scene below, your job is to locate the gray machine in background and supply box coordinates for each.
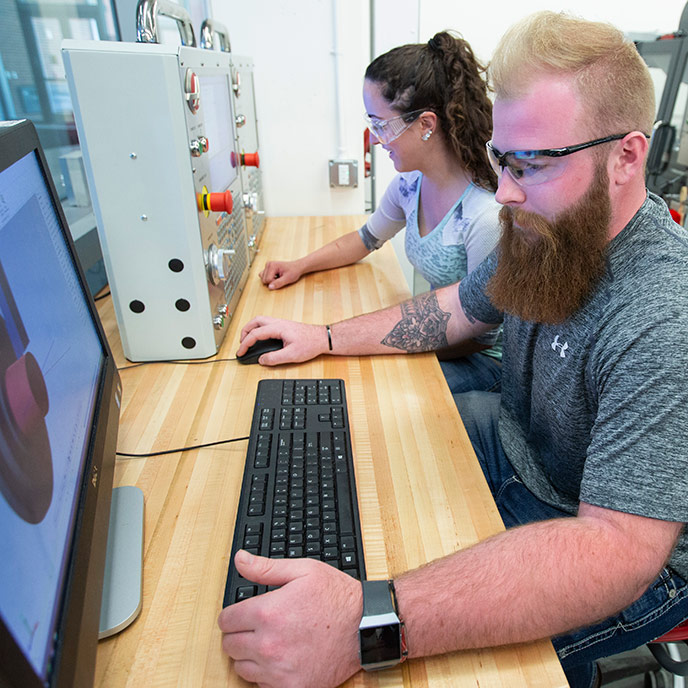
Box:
[230,54,265,264]
[62,1,250,361]
[637,2,688,206]
[199,18,265,265]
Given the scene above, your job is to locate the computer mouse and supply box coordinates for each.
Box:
[237,338,284,365]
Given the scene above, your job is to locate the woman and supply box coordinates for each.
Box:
[260,31,502,394]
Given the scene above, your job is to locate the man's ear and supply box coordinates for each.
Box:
[609,131,649,186]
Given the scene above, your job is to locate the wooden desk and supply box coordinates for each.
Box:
[95,216,568,687]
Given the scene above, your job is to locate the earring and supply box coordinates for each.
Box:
[421,130,433,141]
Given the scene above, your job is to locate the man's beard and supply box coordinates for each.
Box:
[487,165,611,324]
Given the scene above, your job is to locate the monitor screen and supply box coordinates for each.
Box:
[0,119,121,688]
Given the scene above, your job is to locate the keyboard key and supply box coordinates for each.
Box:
[244,534,260,548]
[236,586,257,601]
[270,542,286,555]
[342,552,357,567]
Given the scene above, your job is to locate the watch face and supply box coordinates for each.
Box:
[359,622,401,667]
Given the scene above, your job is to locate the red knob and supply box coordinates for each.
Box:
[242,152,260,168]
[197,189,233,214]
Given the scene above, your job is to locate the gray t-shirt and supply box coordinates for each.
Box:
[459,192,688,578]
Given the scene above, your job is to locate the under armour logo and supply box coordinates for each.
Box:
[551,335,569,358]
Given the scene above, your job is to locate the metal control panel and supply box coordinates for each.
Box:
[62,40,250,361]
[230,55,266,264]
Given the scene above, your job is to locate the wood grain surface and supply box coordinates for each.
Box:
[94,215,568,687]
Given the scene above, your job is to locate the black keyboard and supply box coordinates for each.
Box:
[223,379,366,606]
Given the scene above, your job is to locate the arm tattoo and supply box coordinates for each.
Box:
[381,291,450,352]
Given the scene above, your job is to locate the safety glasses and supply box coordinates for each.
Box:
[485,133,633,186]
[364,109,426,145]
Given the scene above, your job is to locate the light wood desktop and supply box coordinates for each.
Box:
[94,216,568,687]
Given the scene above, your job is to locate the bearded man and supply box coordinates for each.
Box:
[221,11,688,688]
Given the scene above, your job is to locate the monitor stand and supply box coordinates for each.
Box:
[99,485,144,639]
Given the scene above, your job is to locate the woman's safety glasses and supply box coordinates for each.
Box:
[364,109,426,145]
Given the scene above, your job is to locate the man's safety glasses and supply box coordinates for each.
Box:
[485,133,635,186]
[364,109,426,145]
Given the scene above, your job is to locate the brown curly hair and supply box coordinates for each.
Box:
[365,31,497,192]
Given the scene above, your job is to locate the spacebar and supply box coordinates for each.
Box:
[336,470,354,535]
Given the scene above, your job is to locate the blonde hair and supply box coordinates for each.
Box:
[489,11,655,137]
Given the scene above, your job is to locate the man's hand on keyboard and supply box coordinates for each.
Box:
[238,316,329,366]
[218,550,362,688]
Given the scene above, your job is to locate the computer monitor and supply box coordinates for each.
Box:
[0,119,122,688]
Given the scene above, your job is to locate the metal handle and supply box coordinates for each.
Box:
[136,0,196,46]
[648,643,688,676]
[199,18,231,52]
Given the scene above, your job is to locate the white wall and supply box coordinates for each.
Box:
[418,1,686,66]
[211,0,369,216]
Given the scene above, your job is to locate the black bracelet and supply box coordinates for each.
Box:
[326,324,333,351]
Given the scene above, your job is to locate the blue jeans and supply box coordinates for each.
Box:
[438,352,502,395]
[454,391,688,688]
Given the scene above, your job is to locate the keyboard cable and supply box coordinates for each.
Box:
[116,357,237,371]
[114,358,245,456]
[116,435,249,458]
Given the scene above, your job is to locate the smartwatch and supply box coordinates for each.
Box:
[358,579,408,671]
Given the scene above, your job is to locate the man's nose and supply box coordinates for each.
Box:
[495,169,527,206]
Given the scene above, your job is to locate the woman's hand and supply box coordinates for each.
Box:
[259,259,303,290]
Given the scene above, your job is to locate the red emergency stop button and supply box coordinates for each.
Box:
[231,151,260,168]
[197,189,233,214]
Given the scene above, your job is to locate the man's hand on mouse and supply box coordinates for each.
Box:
[238,316,330,365]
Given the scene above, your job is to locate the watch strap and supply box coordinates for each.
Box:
[361,580,395,617]
[389,580,408,662]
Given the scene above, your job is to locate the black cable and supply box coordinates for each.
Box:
[116,435,249,458]
[94,289,111,301]
[117,357,237,371]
